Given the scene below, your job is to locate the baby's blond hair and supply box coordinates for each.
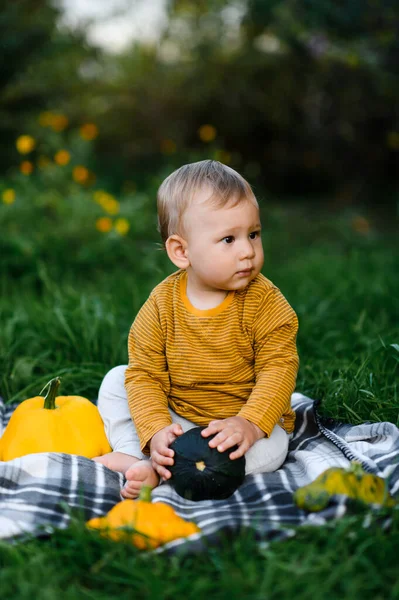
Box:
[157,160,257,245]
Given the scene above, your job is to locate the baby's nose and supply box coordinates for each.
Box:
[239,239,256,258]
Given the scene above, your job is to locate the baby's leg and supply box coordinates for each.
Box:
[95,365,159,498]
[95,365,199,497]
[96,365,145,460]
[244,425,290,475]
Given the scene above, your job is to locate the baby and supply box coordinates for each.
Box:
[94,159,299,498]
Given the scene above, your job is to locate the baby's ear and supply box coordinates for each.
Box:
[165,235,190,269]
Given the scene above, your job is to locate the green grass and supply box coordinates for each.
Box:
[0,511,398,599]
[0,183,398,599]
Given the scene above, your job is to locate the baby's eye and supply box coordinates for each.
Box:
[222,236,234,244]
[249,231,260,240]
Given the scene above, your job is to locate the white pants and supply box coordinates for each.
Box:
[98,365,291,476]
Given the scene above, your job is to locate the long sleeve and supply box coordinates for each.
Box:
[238,287,299,436]
[124,294,172,454]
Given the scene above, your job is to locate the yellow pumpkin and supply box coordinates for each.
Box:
[87,486,200,549]
[0,377,112,461]
[293,462,396,512]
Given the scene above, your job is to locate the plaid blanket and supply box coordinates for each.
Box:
[0,392,398,553]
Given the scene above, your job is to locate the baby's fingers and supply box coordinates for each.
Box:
[152,462,172,480]
[151,450,174,466]
[201,420,223,438]
[229,441,249,460]
[152,443,174,458]
[213,431,242,452]
[207,429,231,449]
[165,424,183,443]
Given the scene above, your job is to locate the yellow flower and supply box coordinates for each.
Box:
[38,156,51,169]
[51,114,69,132]
[198,124,217,143]
[54,150,71,166]
[80,123,99,141]
[16,135,36,154]
[96,217,113,233]
[93,190,108,203]
[160,139,177,155]
[2,189,16,204]
[103,198,120,215]
[93,190,119,214]
[38,111,69,131]
[352,216,371,234]
[73,165,90,184]
[20,161,34,175]
[114,218,130,235]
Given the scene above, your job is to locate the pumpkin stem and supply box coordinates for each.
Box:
[349,461,365,478]
[138,486,153,503]
[43,377,61,410]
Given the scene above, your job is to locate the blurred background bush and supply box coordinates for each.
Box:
[0,0,398,409]
[1,0,398,213]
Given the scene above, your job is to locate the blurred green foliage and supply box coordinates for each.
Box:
[0,0,398,209]
[0,0,98,170]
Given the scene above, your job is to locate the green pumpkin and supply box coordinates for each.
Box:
[169,427,246,501]
[293,462,396,512]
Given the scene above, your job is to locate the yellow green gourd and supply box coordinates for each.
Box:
[0,377,112,461]
[87,485,201,549]
[293,462,396,512]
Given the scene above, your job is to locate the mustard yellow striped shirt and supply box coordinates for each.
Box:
[125,270,299,454]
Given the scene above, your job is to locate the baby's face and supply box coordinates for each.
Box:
[182,186,264,293]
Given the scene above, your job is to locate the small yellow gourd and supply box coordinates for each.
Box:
[0,377,112,461]
[293,462,396,512]
[87,486,201,549]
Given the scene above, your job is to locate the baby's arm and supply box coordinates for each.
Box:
[125,294,173,455]
[202,287,299,458]
[238,286,299,436]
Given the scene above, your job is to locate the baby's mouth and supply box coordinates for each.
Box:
[236,268,253,275]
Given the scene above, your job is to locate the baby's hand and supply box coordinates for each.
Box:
[201,416,265,459]
[150,424,183,480]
